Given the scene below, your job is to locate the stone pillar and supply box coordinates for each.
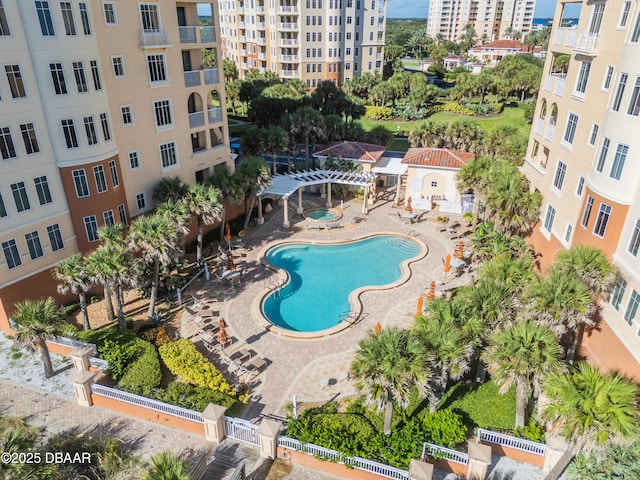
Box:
[326,183,332,208]
[282,198,290,229]
[256,195,264,225]
[362,187,369,215]
[72,370,96,407]
[394,176,402,206]
[543,432,568,473]
[466,442,492,480]
[408,459,434,480]
[69,346,94,372]
[321,183,327,199]
[201,404,228,443]
[297,188,304,214]
[257,419,282,459]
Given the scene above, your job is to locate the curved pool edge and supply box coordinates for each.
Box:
[251,232,429,340]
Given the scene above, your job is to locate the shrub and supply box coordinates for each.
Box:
[153,381,237,411]
[99,338,140,381]
[137,325,172,347]
[118,339,162,396]
[159,339,234,397]
[364,105,394,120]
[420,409,467,447]
[514,421,546,443]
[394,103,430,121]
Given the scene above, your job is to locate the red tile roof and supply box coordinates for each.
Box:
[401,148,475,169]
[471,39,526,51]
[314,141,387,163]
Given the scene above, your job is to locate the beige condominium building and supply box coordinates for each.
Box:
[427,0,535,42]
[218,0,387,86]
[523,0,640,380]
[0,0,231,331]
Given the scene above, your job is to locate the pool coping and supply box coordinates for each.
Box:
[303,207,344,223]
[251,232,429,340]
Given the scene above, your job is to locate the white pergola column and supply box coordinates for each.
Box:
[394,176,402,205]
[256,195,264,225]
[283,197,290,228]
[296,188,304,214]
[326,183,332,208]
[320,182,327,199]
[362,186,369,214]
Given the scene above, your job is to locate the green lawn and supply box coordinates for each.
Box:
[389,138,410,152]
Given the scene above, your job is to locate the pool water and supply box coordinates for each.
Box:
[306,208,339,221]
[263,235,419,332]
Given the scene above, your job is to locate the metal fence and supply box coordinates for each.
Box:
[477,428,546,455]
[422,442,469,465]
[224,416,260,446]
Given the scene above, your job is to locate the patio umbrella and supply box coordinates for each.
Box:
[416,296,424,316]
[426,281,436,299]
[225,222,232,250]
[218,318,229,344]
[405,196,413,213]
[373,322,382,336]
[454,241,464,259]
[226,250,236,271]
[444,254,451,273]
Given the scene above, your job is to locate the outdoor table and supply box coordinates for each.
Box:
[319,378,330,389]
[338,371,349,382]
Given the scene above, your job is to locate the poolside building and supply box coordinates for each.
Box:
[0,1,232,332]
[522,0,640,379]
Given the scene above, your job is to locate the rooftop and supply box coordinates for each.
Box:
[314,141,387,163]
[401,148,475,169]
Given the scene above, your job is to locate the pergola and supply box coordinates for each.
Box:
[258,169,378,228]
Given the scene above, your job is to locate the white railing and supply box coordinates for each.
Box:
[257,37,267,45]
[91,384,204,423]
[543,74,553,92]
[240,48,247,55]
[279,55,299,62]
[184,70,201,87]
[258,53,267,60]
[280,70,299,77]
[239,21,246,28]
[208,107,222,124]
[565,28,576,47]
[90,357,109,371]
[574,32,598,54]
[203,68,219,84]
[139,29,171,46]
[278,435,303,450]
[554,77,565,96]
[179,26,197,43]
[553,27,564,45]
[544,123,555,142]
[477,429,546,455]
[346,457,409,480]
[189,111,205,129]
[256,22,266,28]
[535,117,544,135]
[49,336,97,354]
[278,22,299,29]
[278,6,299,13]
[259,67,266,73]
[241,62,247,69]
[304,443,343,462]
[278,38,299,46]
[237,6,245,12]
[422,442,469,465]
[224,416,260,445]
[240,35,246,42]
[256,6,265,12]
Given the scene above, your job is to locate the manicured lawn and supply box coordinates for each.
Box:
[389,138,410,152]
[442,381,516,432]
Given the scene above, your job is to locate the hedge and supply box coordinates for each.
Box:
[365,105,394,120]
[118,339,162,396]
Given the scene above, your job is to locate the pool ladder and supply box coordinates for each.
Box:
[339,310,359,324]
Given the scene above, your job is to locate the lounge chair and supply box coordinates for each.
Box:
[307,224,324,231]
[326,222,342,230]
[351,216,365,224]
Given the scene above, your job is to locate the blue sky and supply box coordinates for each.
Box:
[387,0,558,19]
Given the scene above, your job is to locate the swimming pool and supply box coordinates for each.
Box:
[260,235,422,334]
[305,208,341,222]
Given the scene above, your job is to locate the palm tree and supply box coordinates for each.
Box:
[152,176,187,204]
[143,451,190,480]
[129,214,181,318]
[288,107,326,169]
[351,327,430,435]
[484,320,563,428]
[157,199,191,238]
[210,165,245,241]
[53,253,92,330]
[455,156,492,226]
[183,183,223,263]
[541,362,639,454]
[235,156,271,231]
[11,297,65,378]
[263,125,289,175]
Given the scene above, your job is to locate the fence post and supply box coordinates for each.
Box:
[257,419,282,459]
[408,459,434,480]
[542,433,569,474]
[201,404,227,443]
[466,442,492,480]
[69,346,94,372]
[72,371,96,407]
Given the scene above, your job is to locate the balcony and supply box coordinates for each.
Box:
[279,54,299,62]
[179,26,216,44]
[258,52,267,60]
[574,32,599,55]
[257,37,267,45]
[277,6,299,13]
[239,21,245,27]
[240,35,246,42]
[543,123,555,143]
[543,74,553,92]
[280,69,299,78]
[278,22,299,30]
[278,38,299,46]
[237,6,245,12]
[256,22,266,29]
[534,118,544,136]
[139,29,171,47]
[256,6,265,12]
[189,111,205,129]
[241,48,247,55]
[554,76,565,96]
[208,107,222,124]
[241,62,248,69]
[183,68,220,88]
[259,67,266,73]
[184,70,201,87]
[204,68,220,84]
[552,27,576,48]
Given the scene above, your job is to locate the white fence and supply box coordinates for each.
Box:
[91,384,204,423]
[476,429,546,456]
[277,435,410,480]
[224,416,260,446]
[49,336,97,354]
[421,442,469,465]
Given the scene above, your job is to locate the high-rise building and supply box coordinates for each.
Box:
[523,0,640,380]
[218,0,387,86]
[427,0,536,42]
[0,0,232,331]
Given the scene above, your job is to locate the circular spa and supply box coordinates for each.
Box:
[304,208,342,223]
[260,235,423,335]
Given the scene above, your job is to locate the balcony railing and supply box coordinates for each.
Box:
[203,68,219,85]
[257,37,266,45]
[256,22,266,28]
[543,123,555,142]
[256,6,265,12]
[574,32,598,54]
[278,38,299,46]
[241,48,247,55]
[554,77,565,96]
[258,52,267,60]
[534,117,544,135]
[208,107,222,124]
[189,111,205,129]
[279,54,299,62]
[277,6,299,13]
[280,69,299,77]
[179,26,216,43]
[240,35,246,42]
[184,70,201,87]
[183,68,220,88]
[239,21,246,27]
[543,74,553,92]
[552,27,576,48]
[237,6,245,12]
[278,22,299,30]
[259,67,266,73]
[139,29,171,47]
[241,62,247,69]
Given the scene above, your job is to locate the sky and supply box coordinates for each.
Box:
[387,0,558,19]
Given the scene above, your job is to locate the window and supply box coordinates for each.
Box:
[0,127,16,159]
[83,215,99,242]
[627,76,640,116]
[79,2,91,34]
[0,190,6,217]
[25,231,43,259]
[576,176,585,197]
[72,169,90,197]
[589,3,605,34]
[103,210,115,227]
[582,195,594,227]
[629,220,640,256]
[575,62,590,94]
[588,123,599,146]
[603,65,614,90]
[61,119,78,148]
[128,151,140,169]
[93,165,107,193]
[159,141,178,169]
[103,2,117,25]
[118,204,127,225]
[47,224,64,251]
[112,56,125,77]
[611,279,627,310]
[120,105,133,125]
[595,137,610,172]
[2,239,21,269]
[565,224,573,242]
[99,113,111,141]
[50,63,67,94]
[135,192,147,210]
[593,202,612,237]
[20,123,39,154]
[33,176,52,205]
[543,204,556,232]
[83,116,97,145]
[620,1,631,27]
[553,161,567,190]
[563,113,578,145]
[153,99,173,128]
[147,54,167,83]
[109,160,119,187]
[624,290,640,325]
[609,143,628,180]
[35,1,55,36]
[60,2,76,35]
[0,1,10,36]
[5,65,26,98]
[632,11,640,41]
[11,181,30,212]
[72,61,88,93]
[90,60,102,90]
[612,73,628,111]
[140,3,160,32]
